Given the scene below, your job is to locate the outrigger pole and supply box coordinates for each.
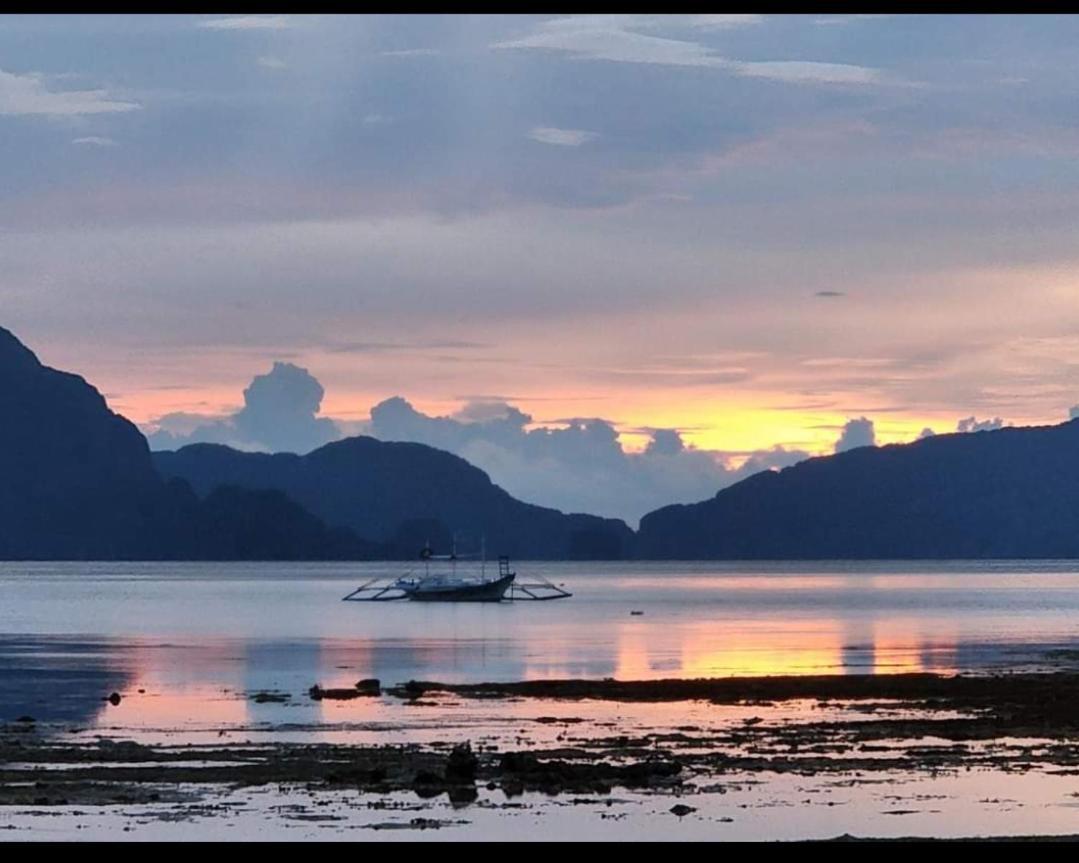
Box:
[506,575,572,601]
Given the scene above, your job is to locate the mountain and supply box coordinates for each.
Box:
[0,326,376,560]
[0,326,171,558]
[636,421,1079,559]
[153,438,635,559]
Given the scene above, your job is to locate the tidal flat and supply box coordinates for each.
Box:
[6,671,1079,840]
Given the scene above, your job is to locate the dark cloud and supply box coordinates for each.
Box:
[834,416,876,453]
[814,290,845,297]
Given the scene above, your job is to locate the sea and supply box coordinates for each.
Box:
[4,560,1079,840]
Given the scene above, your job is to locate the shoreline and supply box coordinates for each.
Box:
[5,669,1079,838]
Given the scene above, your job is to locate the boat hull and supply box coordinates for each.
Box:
[405,573,515,602]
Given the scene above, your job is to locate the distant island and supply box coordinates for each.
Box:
[0,325,629,560]
[637,419,1079,559]
[5,322,1079,561]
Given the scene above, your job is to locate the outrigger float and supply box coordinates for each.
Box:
[342,543,571,603]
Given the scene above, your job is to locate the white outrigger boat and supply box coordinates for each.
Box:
[342,541,571,603]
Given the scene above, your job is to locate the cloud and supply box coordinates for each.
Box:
[0,68,139,116]
[956,416,1004,433]
[815,290,845,298]
[644,428,684,456]
[492,16,732,69]
[197,16,291,31]
[72,136,117,147]
[146,362,340,454]
[381,48,442,58]
[528,127,599,147]
[146,368,812,522]
[493,16,881,86]
[835,417,876,453]
[814,14,892,27]
[257,56,288,70]
[688,15,765,30]
[735,61,881,86]
[1070,405,1079,421]
[368,395,809,524]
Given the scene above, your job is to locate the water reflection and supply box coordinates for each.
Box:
[0,638,133,725]
[7,561,1079,730]
[5,623,1069,732]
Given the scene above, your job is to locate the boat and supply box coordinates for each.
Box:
[342,539,571,603]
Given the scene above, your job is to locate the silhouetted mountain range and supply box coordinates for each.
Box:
[0,326,374,560]
[10,322,1079,561]
[0,325,630,560]
[154,440,634,559]
[637,421,1079,559]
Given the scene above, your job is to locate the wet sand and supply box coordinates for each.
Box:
[5,671,1079,839]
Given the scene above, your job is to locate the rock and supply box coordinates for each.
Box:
[15,716,35,723]
[447,784,478,805]
[411,770,445,799]
[252,691,289,704]
[669,804,697,817]
[309,685,366,701]
[446,742,478,782]
[355,678,381,695]
[107,692,121,706]
[501,779,525,798]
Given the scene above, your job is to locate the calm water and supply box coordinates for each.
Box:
[4,560,1079,725]
[6,560,1079,840]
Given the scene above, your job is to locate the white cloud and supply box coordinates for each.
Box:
[814,14,892,27]
[689,15,766,30]
[956,416,1004,433]
[198,16,291,31]
[835,417,876,453]
[367,395,809,524]
[735,60,881,85]
[493,16,728,68]
[147,362,340,454]
[257,56,288,70]
[381,48,441,58]
[493,16,881,86]
[528,126,598,147]
[72,136,117,147]
[0,69,140,117]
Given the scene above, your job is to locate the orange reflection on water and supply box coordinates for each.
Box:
[607,617,961,679]
[674,619,845,678]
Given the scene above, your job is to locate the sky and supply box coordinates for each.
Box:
[6,14,1079,522]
